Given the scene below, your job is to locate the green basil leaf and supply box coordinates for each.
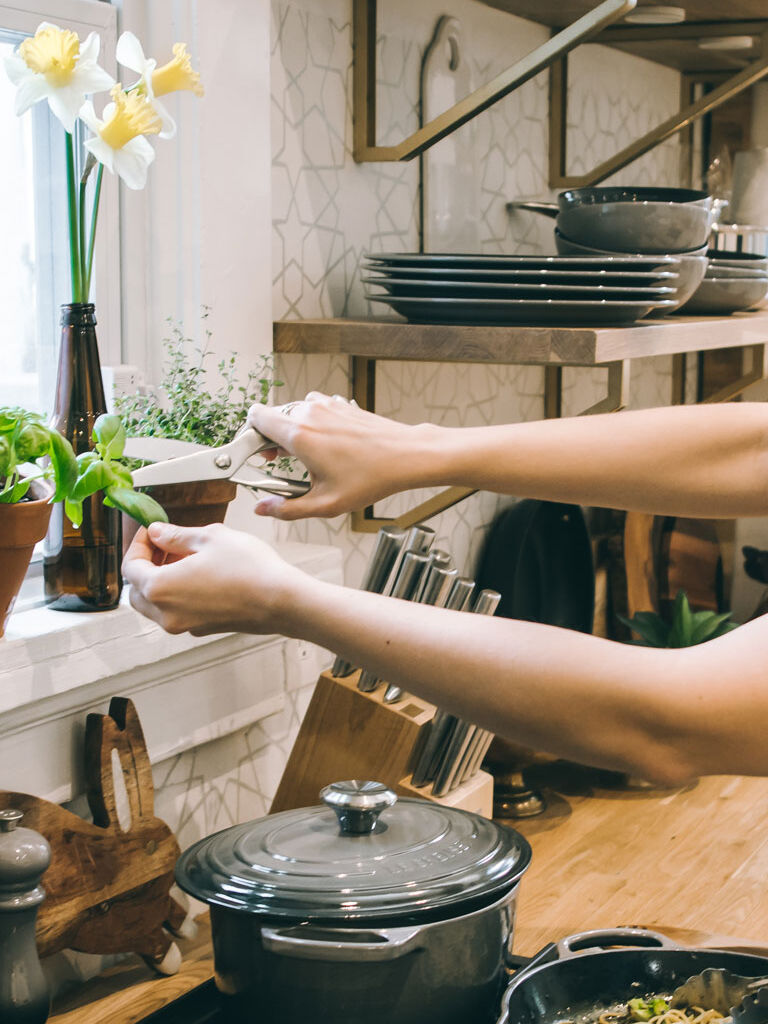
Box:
[7,477,33,502]
[70,460,116,502]
[15,423,50,462]
[48,430,78,503]
[0,436,10,478]
[65,497,83,528]
[93,414,126,460]
[110,461,134,487]
[105,485,168,528]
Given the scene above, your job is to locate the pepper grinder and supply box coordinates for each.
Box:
[0,808,51,1024]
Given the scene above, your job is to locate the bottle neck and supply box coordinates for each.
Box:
[60,302,97,329]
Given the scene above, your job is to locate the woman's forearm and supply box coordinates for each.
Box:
[279,575,768,787]
[418,402,768,518]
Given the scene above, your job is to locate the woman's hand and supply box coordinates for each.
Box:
[247,392,442,520]
[122,522,306,636]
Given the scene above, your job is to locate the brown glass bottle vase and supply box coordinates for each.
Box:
[43,303,122,610]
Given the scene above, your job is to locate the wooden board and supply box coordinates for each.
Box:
[0,698,184,969]
[271,670,436,813]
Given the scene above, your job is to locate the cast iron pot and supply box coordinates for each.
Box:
[176,780,532,1024]
[497,928,768,1024]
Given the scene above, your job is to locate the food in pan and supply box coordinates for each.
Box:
[561,997,728,1023]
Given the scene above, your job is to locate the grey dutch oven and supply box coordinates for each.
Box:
[175,780,532,1024]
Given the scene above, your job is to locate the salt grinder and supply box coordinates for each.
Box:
[0,808,51,1023]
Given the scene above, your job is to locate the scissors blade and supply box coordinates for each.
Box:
[129,429,273,488]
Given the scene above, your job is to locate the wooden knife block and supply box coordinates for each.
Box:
[271,670,493,817]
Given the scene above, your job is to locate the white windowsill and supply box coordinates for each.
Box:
[0,541,343,803]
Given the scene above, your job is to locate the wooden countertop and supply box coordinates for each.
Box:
[50,767,768,1023]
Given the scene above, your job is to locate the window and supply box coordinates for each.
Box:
[0,0,119,415]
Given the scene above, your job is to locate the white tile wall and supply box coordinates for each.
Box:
[271,0,685,587]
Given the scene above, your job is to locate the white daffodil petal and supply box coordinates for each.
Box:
[112,134,155,189]
[47,87,83,133]
[153,97,176,139]
[78,31,101,64]
[4,52,27,86]
[13,73,49,115]
[74,63,115,95]
[84,134,115,174]
[115,31,146,73]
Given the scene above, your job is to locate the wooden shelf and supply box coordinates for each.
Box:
[478,1,768,73]
[274,310,768,367]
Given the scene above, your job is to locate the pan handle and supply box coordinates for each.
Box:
[505,200,559,219]
[555,927,680,959]
[260,923,424,962]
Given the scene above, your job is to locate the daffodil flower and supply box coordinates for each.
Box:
[4,22,114,133]
[116,32,204,140]
[80,85,161,190]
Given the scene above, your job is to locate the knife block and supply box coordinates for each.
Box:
[271,670,493,817]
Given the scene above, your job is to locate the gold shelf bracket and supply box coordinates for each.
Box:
[544,360,628,420]
[549,45,768,189]
[353,0,637,163]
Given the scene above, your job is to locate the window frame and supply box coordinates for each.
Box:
[0,0,121,371]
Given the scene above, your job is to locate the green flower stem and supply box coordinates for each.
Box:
[65,132,82,302]
[84,163,103,300]
[78,177,87,301]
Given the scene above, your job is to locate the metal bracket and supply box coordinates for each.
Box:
[350,356,629,532]
[352,0,636,163]
[549,44,768,188]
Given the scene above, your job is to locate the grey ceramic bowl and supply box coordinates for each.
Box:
[705,263,768,280]
[555,230,707,313]
[510,188,713,254]
[679,275,768,315]
[706,248,768,272]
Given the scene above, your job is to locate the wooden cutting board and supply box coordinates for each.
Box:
[0,697,185,972]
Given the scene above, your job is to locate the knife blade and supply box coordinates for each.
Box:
[331,526,406,677]
[357,550,430,693]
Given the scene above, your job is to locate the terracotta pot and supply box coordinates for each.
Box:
[0,481,54,638]
[122,478,238,550]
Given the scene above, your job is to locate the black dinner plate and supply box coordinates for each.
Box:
[366,294,676,325]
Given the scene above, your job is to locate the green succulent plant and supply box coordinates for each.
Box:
[619,590,737,648]
[0,407,166,528]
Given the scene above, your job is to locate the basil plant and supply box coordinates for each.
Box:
[0,407,167,528]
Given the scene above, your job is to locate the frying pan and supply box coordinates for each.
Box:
[474,500,594,634]
[497,928,768,1024]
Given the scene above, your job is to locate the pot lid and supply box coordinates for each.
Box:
[175,781,531,924]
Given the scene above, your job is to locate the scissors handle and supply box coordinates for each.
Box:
[231,473,310,498]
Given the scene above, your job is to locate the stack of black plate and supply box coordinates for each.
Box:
[362,252,680,325]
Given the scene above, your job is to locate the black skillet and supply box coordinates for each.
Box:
[497,928,768,1024]
[474,499,594,633]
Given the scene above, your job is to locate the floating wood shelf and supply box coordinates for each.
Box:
[274,311,768,365]
[275,313,768,529]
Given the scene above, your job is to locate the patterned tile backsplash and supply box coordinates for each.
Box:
[271,0,685,587]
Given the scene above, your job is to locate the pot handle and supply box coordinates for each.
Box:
[260,924,424,962]
[555,927,680,960]
[505,200,559,219]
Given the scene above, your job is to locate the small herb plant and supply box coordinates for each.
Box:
[115,312,285,457]
[0,407,167,528]
[619,590,737,648]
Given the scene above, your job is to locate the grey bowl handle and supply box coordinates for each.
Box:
[506,200,559,219]
[555,927,679,959]
[260,924,423,962]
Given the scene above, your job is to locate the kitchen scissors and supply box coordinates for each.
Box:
[126,427,310,498]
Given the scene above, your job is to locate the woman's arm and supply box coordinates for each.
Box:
[123,522,768,788]
[248,396,768,521]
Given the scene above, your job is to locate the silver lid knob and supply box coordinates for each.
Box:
[320,780,397,835]
[0,810,23,833]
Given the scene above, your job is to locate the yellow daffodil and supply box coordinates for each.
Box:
[115,32,204,140]
[4,22,114,133]
[80,86,161,190]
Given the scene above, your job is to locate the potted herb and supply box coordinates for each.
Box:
[116,313,283,540]
[0,408,165,636]
[619,590,737,647]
